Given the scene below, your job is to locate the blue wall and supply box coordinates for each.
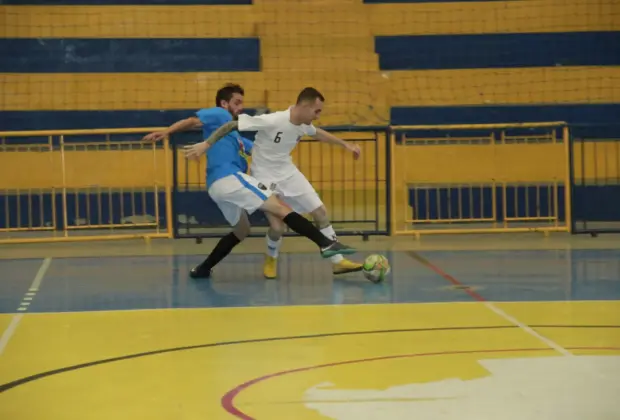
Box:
[375,32,620,70]
[572,185,620,226]
[0,38,260,73]
[407,183,620,229]
[408,185,566,222]
[391,104,620,129]
[0,191,167,230]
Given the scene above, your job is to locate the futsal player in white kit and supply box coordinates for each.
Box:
[197,87,365,279]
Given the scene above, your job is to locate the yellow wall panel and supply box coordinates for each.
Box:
[0,73,266,111]
[573,142,620,182]
[3,150,167,190]
[89,133,385,193]
[172,135,566,194]
[0,6,256,38]
[394,143,566,185]
[0,152,62,190]
[387,67,620,106]
[62,150,167,189]
[368,0,619,36]
[6,142,617,195]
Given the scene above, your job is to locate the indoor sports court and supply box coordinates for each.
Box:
[2,0,620,418]
[1,234,619,419]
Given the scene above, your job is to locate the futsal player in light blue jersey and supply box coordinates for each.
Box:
[143,84,355,278]
[195,105,254,191]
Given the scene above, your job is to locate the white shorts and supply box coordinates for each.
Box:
[254,169,323,214]
[208,172,273,226]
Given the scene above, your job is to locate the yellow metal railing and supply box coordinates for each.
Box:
[389,122,571,237]
[1,122,575,244]
[0,127,173,244]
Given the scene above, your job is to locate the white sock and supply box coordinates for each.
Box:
[320,225,343,264]
[266,235,282,258]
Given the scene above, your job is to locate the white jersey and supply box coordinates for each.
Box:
[237,108,316,183]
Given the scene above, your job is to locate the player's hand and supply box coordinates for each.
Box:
[346,143,361,160]
[184,141,210,160]
[142,131,166,143]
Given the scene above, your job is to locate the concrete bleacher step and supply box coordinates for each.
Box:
[255,1,377,73]
[254,0,362,5]
[253,0,367,16]
[253,0,372,37]
[264,103,388,127]
[257,21,372,38]
[251,0,385,125]
[261,59,379,72]
[259,34,378,71]
[257,21,371,37]
[260,35,376,56]
[261,54,379,72]
[262,69,390,125]
[262,69,387,92]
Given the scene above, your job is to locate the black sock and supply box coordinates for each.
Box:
[283,212,333,248]
[198,232,241,271]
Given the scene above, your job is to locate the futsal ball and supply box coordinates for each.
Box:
[362,254,390,283]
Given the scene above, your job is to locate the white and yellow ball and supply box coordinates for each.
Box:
[362,254,390,283]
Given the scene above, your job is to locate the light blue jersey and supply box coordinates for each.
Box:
[195,107,253,188]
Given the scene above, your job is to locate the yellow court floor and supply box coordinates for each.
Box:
[1,303,619,419]
[0,235,619,419]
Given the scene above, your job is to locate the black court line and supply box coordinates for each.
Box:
[0,324,618,393]
[533,325,620,329]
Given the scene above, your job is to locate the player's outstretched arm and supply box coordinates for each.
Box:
[204,121,238,146]
[142,117,202,143]
[183,121,238,160]
[313,128,361,159]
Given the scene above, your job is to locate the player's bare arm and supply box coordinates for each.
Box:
[313,128,361,160]
[142,116,203,143]
[184,121,238,160]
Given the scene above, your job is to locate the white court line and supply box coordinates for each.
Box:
[408,250,576,357]
[0,314,24,357]
[483,301,573,357]
[29,257,51,291]
[0,257,52,357]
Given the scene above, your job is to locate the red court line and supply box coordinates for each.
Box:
[221,346,620,419]
[406,250,486,302]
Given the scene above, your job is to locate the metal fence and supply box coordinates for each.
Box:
[389,122,570,236]
[0,128,172,244]
[171,126,390,240]
[569,124,620,235]
[5,121,620,245]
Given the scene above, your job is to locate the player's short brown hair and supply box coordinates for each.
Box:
[216,83,244,107]
[296,87,325,104]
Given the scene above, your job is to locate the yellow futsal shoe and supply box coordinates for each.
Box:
[333,258,364,275]
[263,255,278,279]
